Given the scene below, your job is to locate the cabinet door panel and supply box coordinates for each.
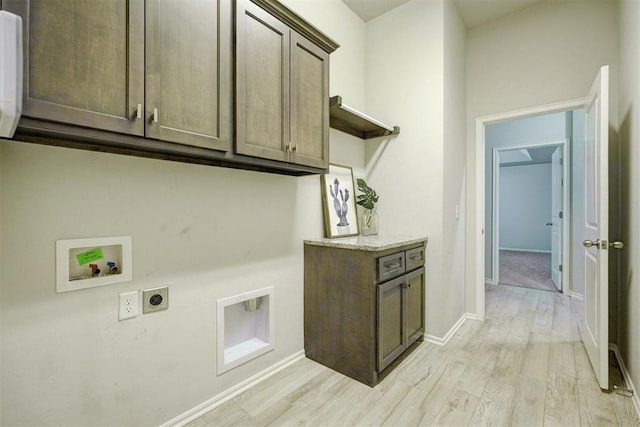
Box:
[405,267,425,345]
[290,32,328,168]
[5,0,144,135]
[377,276,405,372]
[145,0,230,150]
[236,0,289,162]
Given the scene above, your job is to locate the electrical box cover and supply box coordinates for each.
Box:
[0,11,22,138]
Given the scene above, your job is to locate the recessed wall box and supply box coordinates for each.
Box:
[56,236,132,292]
[217,287,274,374]
[0,11,23,138]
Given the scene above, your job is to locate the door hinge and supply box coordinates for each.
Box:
[559,211,563,219]
[560,158,564,166]
[559,265,563,272]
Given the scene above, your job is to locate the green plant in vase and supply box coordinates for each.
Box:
[356,178,379,235]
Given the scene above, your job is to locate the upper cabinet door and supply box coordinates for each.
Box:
[290,32,329,169]
[145,0,231,151]
[4,0,145,135]
[235,0,290,163]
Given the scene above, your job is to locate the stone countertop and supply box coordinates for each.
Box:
[304,235,428,252]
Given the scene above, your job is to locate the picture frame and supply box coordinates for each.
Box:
[321,164,360,238]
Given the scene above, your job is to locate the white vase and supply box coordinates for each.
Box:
[362,209,379,235]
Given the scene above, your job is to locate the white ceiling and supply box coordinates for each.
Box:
[454,0,544,28]
[342,0,411,23]
[342,0,544,28]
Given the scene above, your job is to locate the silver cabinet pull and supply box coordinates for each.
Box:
[135,103,142,120]
[152,108,158,123]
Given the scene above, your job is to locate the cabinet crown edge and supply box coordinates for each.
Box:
[250,0,340,53]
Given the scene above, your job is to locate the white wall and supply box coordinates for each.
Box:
[364,0,466,339]
[465,0,619,316]
[0,139,3,423]
[442,0,467,331]
[618,0,640,403]
[570,108,585,297]
[484,112,566,278]
[0,1,367,425]
[499,163,552,252]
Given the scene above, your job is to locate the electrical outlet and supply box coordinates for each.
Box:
[119,290,139,320]
[143,286,169,314]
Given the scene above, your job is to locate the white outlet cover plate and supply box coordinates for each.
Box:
[119,290,139,321]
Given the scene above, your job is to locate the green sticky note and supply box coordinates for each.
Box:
[76,248,105,265]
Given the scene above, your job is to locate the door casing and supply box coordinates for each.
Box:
[490,139,570,292]
[474,98,587,320]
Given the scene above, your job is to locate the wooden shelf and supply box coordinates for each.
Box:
[329,96,400,140]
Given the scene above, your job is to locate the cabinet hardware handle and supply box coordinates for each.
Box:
[292,143,297,153]
[152,108,159,123]
[135,103,142,120]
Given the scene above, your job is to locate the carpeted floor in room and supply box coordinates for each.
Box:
[499,250,558,292]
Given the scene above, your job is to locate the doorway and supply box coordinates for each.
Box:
[491,141,568,293]
[473,98,587,320]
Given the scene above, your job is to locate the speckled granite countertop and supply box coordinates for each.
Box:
[304,235,428,252]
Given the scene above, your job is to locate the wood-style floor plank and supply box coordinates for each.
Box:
[187,284,640,427]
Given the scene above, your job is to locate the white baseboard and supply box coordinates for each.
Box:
[425,312,475,346]
[568,291,584,302]
[162,350,306,427]
[499,247,551,254]
[609,344,640,419]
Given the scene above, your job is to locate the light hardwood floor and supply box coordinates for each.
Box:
[188,284,640,426]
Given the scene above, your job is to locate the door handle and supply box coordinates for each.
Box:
[583,239,622,250]
[583,239,600,248]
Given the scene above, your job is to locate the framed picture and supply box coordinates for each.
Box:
[321,164,359,238]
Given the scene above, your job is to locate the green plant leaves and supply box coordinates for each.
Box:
[356,178,379,210]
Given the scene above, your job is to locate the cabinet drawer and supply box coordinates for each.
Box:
[405,247,425,271]
[377,252,405,282]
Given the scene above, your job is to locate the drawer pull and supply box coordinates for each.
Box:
[385,266,403,274]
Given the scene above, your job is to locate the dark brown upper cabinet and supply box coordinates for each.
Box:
[4,0,146,136]
[236,0,334,169]
[3,0,338,175]
[5,0,231,151]
[145,0,231,151]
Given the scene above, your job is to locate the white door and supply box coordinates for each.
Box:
[582,65,609,390]
[550,147,563,290]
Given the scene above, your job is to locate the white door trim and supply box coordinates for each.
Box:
[491,139,570,292]
[474,98,586,320]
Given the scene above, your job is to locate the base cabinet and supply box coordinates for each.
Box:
[304,238,427,386]
[378,266,425,372]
